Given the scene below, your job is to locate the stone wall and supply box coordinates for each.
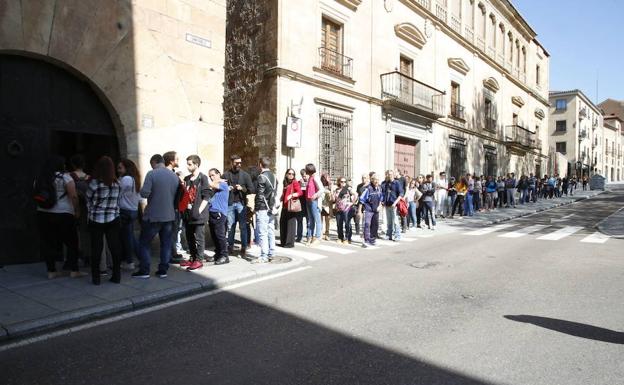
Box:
[224,0,278,167]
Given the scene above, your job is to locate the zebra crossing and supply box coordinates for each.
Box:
[246,222,614,263]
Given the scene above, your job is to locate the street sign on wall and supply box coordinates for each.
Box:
[286,116,302,148]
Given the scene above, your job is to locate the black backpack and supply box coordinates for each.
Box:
[33,173,66,209]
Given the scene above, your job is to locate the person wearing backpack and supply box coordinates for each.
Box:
[35,155,86,279]
[254,157,277,263]
[359,173,382,247]
[333,176,357,244]
[179,155,211,270]
[86,156,123,285]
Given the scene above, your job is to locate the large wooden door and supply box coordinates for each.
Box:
[394,136,418,178]
[0,54,118,264]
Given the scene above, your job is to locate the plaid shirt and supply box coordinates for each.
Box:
[86,179,121,223]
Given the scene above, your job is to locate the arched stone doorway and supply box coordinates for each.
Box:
[0,54,120,265]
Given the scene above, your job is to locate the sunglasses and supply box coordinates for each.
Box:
[287,172,294,175]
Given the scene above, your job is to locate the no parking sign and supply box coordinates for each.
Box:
[286,116,302,148]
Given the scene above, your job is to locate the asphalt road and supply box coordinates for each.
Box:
[2,192,624,385]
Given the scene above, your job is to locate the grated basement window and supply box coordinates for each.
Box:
[319,112,352,181]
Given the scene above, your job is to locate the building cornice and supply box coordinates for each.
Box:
[335,0,362,11]
[394,23,427,49]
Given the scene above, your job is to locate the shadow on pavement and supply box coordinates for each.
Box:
[504,315,624,345]
[1,291,497,385]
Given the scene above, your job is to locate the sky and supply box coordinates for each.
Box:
[513,0,624,104]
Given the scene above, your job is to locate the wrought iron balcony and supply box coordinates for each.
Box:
[318,47,353,79]
[484,117,497,133]
[381,71,446,118]
[579,129,588,139]
[450,102,465,120]
[504,125,536,150]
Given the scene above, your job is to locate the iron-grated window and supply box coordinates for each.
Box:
[319,112,352,181]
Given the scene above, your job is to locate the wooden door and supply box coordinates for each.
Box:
[321,18,342,74]
[399,56,413,104]
[394,136,418,178]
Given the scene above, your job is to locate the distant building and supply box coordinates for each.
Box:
[224,0,551,181]
[548,90,603,178]
[598,99,624,181]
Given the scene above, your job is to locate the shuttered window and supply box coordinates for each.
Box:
[319,112,352,180]
[321,17,344,74]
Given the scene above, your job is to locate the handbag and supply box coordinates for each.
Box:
[287,197,302,212]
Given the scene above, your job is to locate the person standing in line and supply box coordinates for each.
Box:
[395,170,409,233]
[464,173,475,216]
[134,155,180,279]
[447,176,457,215]
[254,157,277,263]
[435,171,448,218]
[406,179,420,229]
[179,155,211,270]
[496,176,505,207]
[421,175,436,230]
[517,175,529,205]
[528,173,537,203]
[320,173,334,241]
[305,163,324,247]
[582,176,588,191]
[117,159,141,271]
[472,174,482,213]
[414,175,425,228]
[484,175,497,210]
[69,154,91,267]
[354,174,370,236]
[333,176,357,244]
[207,168,230,265]
[223,155,254,257]
[296,169,308,243]
[35,155,85,279]
[380,170,403,241]
[162,151,185,264]
[86,156,123,285]
[450,177,467,218]
[505,173,517,208]
[359,173,382,247]
[279,168,302,248]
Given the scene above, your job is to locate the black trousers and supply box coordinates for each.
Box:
[185,222,206,261]
[280,208,297,247]
[89,218,122,282]
[209,212,228,259]
[37,212,79,272]
[451,195,465,217]
[296,196,308,242]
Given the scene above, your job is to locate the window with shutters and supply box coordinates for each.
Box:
[484,96,496,132]
[319,17,352,78]
[450,82,464,119]
[319,112,352,180]
[398,56,414,104]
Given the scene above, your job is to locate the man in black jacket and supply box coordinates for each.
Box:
[180,155,211,270]
[223,155,255,256]
[253,157,277,264]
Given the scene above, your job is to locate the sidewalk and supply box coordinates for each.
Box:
[0,251,303,342]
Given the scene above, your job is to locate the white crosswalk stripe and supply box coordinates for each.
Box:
[315,244,356,254]
[374,239,400,247]
[580,232,610,244]
[499,225,550,238]
[464,224,515,236]
[536,226,583,241]
[281,247,328,261]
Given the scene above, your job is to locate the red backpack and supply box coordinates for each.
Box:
[397,197,408,217]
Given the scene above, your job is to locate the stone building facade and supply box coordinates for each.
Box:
[224,0,550,182]
[0,0,225,264]
[548,90,603,179]
[598,99,624,182]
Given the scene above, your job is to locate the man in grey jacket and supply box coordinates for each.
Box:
[134,156,180,279]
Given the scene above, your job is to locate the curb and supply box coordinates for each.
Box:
[0,257,304,343]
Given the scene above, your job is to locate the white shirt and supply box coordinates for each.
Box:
[37,172,74,215]
[119,175,141,211]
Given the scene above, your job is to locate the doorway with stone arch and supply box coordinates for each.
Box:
[0,54,121,265]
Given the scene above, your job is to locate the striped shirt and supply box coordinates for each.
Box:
[86,179,121,223]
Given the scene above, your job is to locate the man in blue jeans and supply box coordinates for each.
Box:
[223,155,254,257]
[134,156,180,278]
[254,157,277,263]
[208,168,231,265]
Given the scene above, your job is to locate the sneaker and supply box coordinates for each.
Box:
[155,270,168,278]
[322,235,330,241]
[99,270,109,276]
[121,262,135,271]
[251,257,269,264]
[214,257,230,265]
[170,254,184,264]
[309,238,320,247]
[361,243,368,248]
[186,260,203,270]
[336,239,343,245]
[132,271,150,279]
[179,259,193,267]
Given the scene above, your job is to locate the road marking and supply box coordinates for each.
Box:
[463,224,515,236]
[0,266,312,352]
[374,239,400,247]
[580,232,610,244]
[315,244,356,255]
[399,237,417,242]
[499,224,550,238]
[284,247,328,261]
[536,226,584,241]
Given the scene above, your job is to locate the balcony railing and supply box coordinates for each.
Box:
[450,102,465,120]
[318,47,353,79]
[496,53,505,66]
[450,14,461,34]
[464,26,474,43]
[504,125,536,149]
[579,129,588,139]
[435,2,448,22]
[381,71,446,118]
[487,46,496,59]
[475,36,486,51]
[416,0,432,10]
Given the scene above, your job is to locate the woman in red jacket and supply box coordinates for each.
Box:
[279,168,303,248]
